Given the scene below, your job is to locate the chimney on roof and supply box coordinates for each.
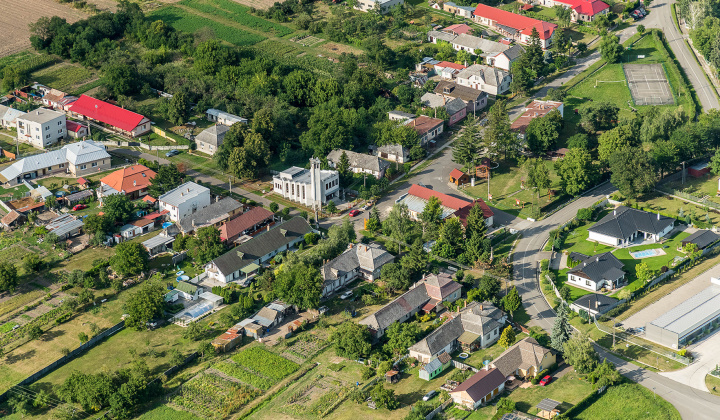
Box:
[133,180,137,186]
[596,256,599,262]
[267,225,271,231]
[657,212,660,220]
[595,295,599,309]
[613,209,617,216]
[464,300,467,308]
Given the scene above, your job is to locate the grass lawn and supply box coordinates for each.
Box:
[660,173,720,206]
[464,159,562,218]
[557,210,615,256]
[31,63,96,92]
[706,375,720,396]
[631,192,720,228]
[612,231,690,292]
[137,404,203,420]
[574,382,681,420]
[509,369,593,416]
[460,333,529,368]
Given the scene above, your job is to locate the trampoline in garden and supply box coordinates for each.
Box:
[630,248,666,259]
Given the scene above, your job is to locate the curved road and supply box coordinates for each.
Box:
[512,182,720,418]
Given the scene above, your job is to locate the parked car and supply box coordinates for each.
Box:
[423,390,438,401]
[165,149,181,157]
[349,209,361,217]
[72,204,88,211]
[362,202,373,210]
[539,375,552,386]
[340,291,353,300]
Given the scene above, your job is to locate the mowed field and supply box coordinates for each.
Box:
[0,0,86,58]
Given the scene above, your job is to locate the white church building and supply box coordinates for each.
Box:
[272,158,340,209]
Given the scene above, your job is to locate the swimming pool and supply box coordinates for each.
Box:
[630,248,666,259]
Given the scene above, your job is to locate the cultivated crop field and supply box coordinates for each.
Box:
[231,346,299,380]
[171,373,259,419]
[0,0,86,58]
[150,6,267,46]
[180,0,294,36]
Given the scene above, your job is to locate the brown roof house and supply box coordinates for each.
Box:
[489,337,555,379]
[449,368,506,409]
[406,115,444,146]
[359,273,461,339]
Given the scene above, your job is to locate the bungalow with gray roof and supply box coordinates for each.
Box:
[421,95,468,126]
[456,64,512,96]
[195,124,229,156]
[327,149,391,179]
[177,197,243,235]
[374,144,410,164]
[205,216,314,285]
[567,252,625,292]
[359,272,462,338]
[588,206,674,247]
[434,81,488,115]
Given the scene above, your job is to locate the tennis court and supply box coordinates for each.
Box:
[623,63,675,106]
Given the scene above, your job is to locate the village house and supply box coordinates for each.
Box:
[158,182,212,222]
[538,0,610,22]
[587,206,675,247]
[205,217,313,285]
[456,64,512,96]
[219,206,275,244]
[406,115,444,146]
[0,105,26,129]
[473,4,557,49]
[449,368,506,409]
[68,95,151,137]
[0,140,111,186]
[321,243,394,297]
[360,273,462,339]
[433,81,488,116]
[419,351,453,381]
[489,337,556,379]
[426,31,509,57]
[374,144,410,164]
[327,149,391,179]
[205,109,247,125]
[567,252,626,292]
[388,111,416,122]
[511,100,564,139]
[66,121,88,139]
[98,165,157,202]
[442,1,476,18]
[177,197,243,235]
[397,184,494,226]
[272,158,339,208]
[16,108,67,149]
[485,44,526,71]
[354,0,404,13]
[195,124,229,156]
[409,301,507,363]
[420,95,468,126]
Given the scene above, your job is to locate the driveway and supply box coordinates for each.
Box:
[661,331,720,393]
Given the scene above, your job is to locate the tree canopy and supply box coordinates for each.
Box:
[111,242,148,277]
[147,164,185,197]
[123,281,165,330]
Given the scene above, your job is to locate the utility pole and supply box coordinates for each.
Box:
[682,161,686,185]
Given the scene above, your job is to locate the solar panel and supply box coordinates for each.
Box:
[536,398,561,412]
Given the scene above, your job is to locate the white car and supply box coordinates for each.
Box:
[340,291,353,300]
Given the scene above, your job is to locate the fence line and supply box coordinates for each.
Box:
[426,399,453,420]
[0,320,125,403]
[593,319,691,365]
[95,140,189,151]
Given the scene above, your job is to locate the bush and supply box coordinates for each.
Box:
[361,366,376,380]
[269,202,279,212]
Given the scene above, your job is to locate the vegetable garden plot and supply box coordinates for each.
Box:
[231,347,299,381]
[212,360,273,390]
[171,373,259,420]
[281,374,352,417]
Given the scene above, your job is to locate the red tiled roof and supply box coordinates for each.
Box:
[455,199,495,225]
[70,95,148,132]
[521,4,533,10]
[142,195,157,203]
[556,0,609,15]
[16,202,45,213]
[436,61,467,70]
[66,120,85,133]
[409,116,444,136]
[473,4,557,40]
[77,177,88,185]
[443,23,473,35]
[219,206,275,241]
[409,184,471,211]
[449,168,466,179]
[100,165,157,195]
[510,100,563,134]
[131,218,155,227]
[143,210,169,219]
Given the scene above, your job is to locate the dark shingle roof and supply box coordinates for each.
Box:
[178,198,242,233]
[572,293,619,314]
[682,230,720,249]
[360,285,430,331]
[445,98,467,116]
[490,337,550,377]
[568,252,625,284]
[589,206,674,240]
[208,217,312,276]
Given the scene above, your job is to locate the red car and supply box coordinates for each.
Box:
[72,204,88,211]
[348,209,361,217]
[539,375,552,386]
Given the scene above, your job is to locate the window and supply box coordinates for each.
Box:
[92,162,97,167]
[58,121,62,126]
[46,134,50,139]
[59,163,65,168]
[585,280,591,286]
[80,164,86,170]
[45,126,49,130]
[35,127,39,131]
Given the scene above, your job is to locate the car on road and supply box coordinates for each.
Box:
[362,202,374,210]
[72,204,88,211]
[539,375,552,386]
[422,390,438,401]
[165,150,181,157]
[340,291,353,300]
[348,209,361,217]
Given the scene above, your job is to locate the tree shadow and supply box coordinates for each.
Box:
[38,329,65,341]
[5,349,37,365]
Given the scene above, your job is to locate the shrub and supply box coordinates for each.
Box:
[361,366,375,380]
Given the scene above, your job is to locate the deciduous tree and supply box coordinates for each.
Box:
[556,148,600,196]
[123,281,164,331]
[186,227,225,265]
[147,164,185,197]
[563,332,598,373]
[332,321,371,359]
[112,242,148,277]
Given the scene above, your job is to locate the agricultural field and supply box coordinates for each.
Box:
[150,6,267,46]
[137,404,203,420]
[171,373,260,419]
[179,0,294,36]
[31,63,97,93]
[0,0,86,58]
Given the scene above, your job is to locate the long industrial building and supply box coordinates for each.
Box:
[645,277,720,349]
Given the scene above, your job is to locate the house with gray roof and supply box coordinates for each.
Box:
[456,64,512,96]
[16,108,67,149]
[421,94,468,126]
[388,110,416,121]
[486,44,526,71]
[327,149,390,179]
[0,105,26,129]
[419,351,452,381]
[360,272,462,339]
[374,144,410,164]
[195,124,229,156]
[159,181,211,222]
[410,301,506,364]
[321,243,394,297]
[205,109,247,126]
[177,197,243,235]
[0,140,110,186]
[567,252,625,292]
[571,293,620,317]
[588,206,674,247]
[681,229,719,252]
[205,216,314,285]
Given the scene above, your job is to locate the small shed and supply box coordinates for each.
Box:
[244,321,263,339]
[449,168,470,186]
[536,398,561,419]
[142,233,175,257]
[64,189,94,206]
[1,210,25,228]
[689,161,710,178]
[212,330,243,352]
[419,351,452,381]
[77,177,90,189]
[385,370,400,384]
